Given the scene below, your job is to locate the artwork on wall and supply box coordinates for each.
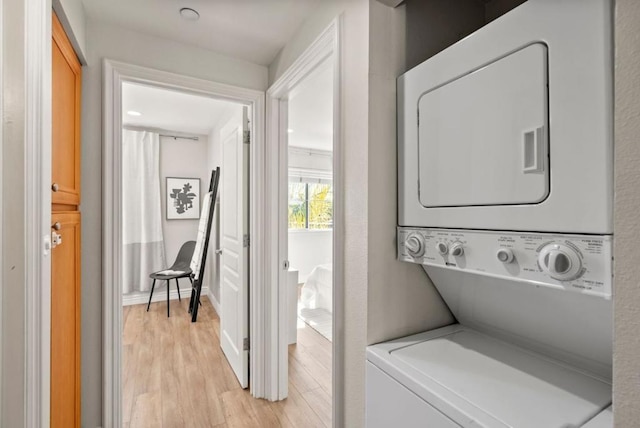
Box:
[166,177,201,220]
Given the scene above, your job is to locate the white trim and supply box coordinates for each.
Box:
[0,0,3,416]
[102,60,267,426]
[25,0,52,426]
[206,289,222,317]
[266,17,343,415]
[289,146,333,157]
[122,286,209,307]
[331,18,345,425]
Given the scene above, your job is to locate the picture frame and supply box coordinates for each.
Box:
[166,177,201,220]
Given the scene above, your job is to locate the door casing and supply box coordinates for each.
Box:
[265,17,343,423]
[102,60,266,427]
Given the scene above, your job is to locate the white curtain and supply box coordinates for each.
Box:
[122,130,167,294]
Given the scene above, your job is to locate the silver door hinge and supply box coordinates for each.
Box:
[243,130,250,144]
[243,234,250,247]
[243,337,250,351]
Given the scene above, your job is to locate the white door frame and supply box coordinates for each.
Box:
[25,0,53,426]
[266,18,343,422]
[102,60,267,426]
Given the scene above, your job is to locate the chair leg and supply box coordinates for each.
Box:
[167,280,170,317]
[146,279,156,312]
[176,278,181,301]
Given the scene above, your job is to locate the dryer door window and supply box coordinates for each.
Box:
[418,43,549,208]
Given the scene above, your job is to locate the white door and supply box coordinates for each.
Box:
[219,107,250,388]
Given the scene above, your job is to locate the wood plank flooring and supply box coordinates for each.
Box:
[123,298,332,428]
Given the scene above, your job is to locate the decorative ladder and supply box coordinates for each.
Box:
[188,167,220,322]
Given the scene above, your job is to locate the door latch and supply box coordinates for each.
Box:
[51,231,63,249]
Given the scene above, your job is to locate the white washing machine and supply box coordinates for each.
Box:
[367,229,613,428]
[368,0,614,426]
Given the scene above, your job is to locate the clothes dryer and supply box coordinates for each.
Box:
[398,0,613,234]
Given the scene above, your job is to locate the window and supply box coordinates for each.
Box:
[288,181,333,230]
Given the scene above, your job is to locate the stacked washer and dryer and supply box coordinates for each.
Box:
[366,1,614,427]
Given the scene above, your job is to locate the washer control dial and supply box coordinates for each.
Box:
[436,242,448,255]
[496,248,515,263]
[538,243,582,281]
[405,233,425,258]
[450,242,464,257]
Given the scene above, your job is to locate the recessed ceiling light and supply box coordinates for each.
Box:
[180,7,200,21]
[127,110,142,117]
[287,129,294,133]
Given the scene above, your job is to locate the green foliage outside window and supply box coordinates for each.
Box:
[288,181,333,230]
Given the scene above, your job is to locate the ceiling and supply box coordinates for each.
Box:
[81,0,321,66]
[122,82,240,135]
[288,61,333,152]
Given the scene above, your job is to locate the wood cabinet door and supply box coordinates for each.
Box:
[50,211,81,427]
[51,11,82,428]
[52,12,81,207]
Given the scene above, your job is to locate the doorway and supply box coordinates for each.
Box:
[286,58,335,426]
[102,60,267,425]
[118,81,248,426]
[266,18,342,426]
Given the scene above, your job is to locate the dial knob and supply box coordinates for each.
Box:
[450,242,464,257]
[538,243,582,281]
[436,242,448,255]
[405,234,425,258]
[496,248,514,263]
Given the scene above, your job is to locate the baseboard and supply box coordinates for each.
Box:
[123,286,209,307]
[207,289,221,315]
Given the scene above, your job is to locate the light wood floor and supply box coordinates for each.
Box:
[123,297,332,428]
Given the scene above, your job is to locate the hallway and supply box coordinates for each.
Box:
[123,298,331,427]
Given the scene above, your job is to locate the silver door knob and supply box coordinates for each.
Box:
[52,222,62,231]
[51,183,59,192]
[215,249,223,255]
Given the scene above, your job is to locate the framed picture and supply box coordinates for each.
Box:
[166,177,201,220]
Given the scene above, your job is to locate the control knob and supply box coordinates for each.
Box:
[405,233,425,258]
[538,243,582,281]
[436,242,448,255]
[450,242,464,257]
[496,248,515,263]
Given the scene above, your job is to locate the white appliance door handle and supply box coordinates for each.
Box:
[522,126,545,173]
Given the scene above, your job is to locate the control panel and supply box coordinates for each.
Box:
[398,227,613,298]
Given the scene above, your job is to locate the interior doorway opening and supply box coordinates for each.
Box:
[101,60,269,426]
[267,18,342,426]
[285,57,335,426]
[118,81,251,426]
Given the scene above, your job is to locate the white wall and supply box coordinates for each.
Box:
[289,147,333,172]
[52,0,87,63]
[614,0,640,424]
[81,20,267,426]
[367,0,454,347]
[1,0,26,425]
[159,134,210,266]
[288,231,333,283]
[271,2,370,426]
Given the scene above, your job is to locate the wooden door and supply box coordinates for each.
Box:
[50,212,81,427]
[51,12,82,428]
[52,11,81,208]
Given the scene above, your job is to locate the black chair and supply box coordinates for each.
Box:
[147,241,196,317]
